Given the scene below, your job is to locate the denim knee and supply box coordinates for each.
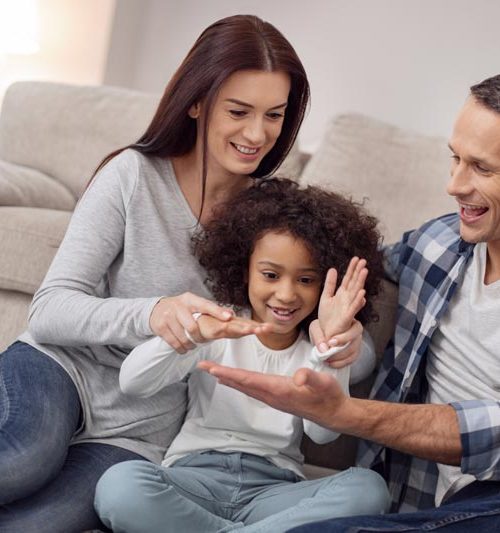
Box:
[342,467,391,515]
[94,460,156,527]
[0,342,80,503]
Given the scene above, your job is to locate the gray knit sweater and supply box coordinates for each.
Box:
[20,149,211,463]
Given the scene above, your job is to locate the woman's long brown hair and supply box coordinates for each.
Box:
[94,15,310,216]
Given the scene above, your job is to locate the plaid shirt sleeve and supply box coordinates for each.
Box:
[452,399,500,479]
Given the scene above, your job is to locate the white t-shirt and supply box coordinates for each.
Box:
[120,330,350,477]
[426,242,500,505]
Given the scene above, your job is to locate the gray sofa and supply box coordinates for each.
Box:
[0,81,456,473]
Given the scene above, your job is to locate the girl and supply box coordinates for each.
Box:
[0,15,336,532]
[95,178,390,532]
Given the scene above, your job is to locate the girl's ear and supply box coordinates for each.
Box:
[188,102,201,119]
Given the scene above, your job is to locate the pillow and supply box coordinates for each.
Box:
[300,113,457,244]
[0,81,160,199]
[273,142,306,181]
[0,206,71,294]
[0,160,76,210]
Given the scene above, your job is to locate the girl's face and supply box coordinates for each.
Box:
[191,69,290,182]
[247,231,322,350]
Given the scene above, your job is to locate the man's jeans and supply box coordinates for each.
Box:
[289,479,500,532]
[0,341,145,533]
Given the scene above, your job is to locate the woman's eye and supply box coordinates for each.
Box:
[450,154,459,163]
[267,112,284,120]
[299,277,314,285]
[229,110,247,118]
[263,271,278,280]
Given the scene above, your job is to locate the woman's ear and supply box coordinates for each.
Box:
[188,102,201,119]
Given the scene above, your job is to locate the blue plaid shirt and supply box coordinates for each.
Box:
[357,213,500,512]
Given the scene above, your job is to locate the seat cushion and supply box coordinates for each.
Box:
[0,159,76,210]
[300,113,457,244]
[0,206,71,294]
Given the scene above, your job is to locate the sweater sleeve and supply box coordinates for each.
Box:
[28,152,160,348]
[302,345,351,444]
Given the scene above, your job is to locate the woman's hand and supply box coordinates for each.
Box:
[197,315,274,342]
[149,293,234,353]
[310,318,363,369]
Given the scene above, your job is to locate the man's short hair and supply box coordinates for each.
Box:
[470,74,500,113]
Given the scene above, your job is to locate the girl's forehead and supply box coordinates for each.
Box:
[251,231,318,269]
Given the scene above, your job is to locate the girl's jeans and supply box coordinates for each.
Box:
[95,450,391,532]
[0,341,145,533]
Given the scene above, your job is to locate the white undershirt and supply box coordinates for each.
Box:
[426,242,500,505]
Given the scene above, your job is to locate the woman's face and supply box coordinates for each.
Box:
[192,69,291,181]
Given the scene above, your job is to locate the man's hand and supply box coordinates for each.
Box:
[197,361,463,465]
[197,362,349,426]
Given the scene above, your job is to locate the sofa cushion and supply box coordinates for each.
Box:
[274,142,306,180]
[0,206,71,294]
[0,289,32,351]
[0,81,160,199]
[300,113,457,244]
[0,159,76,210]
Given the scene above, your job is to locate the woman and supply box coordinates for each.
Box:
[0,14,311,532]
[0,14,360,532]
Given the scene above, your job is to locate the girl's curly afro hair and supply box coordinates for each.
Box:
[192,177,384,325]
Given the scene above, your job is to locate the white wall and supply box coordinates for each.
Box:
[104,0,500,151]
[1,0,115,102]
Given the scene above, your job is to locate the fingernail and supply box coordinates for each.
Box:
[328,338,338,346]
[223,311,232,319]
[319,342,328,352]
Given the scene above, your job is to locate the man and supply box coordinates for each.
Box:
[201,74,500,531]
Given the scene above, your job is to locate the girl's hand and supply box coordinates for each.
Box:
[197,315,274,342]
[310,318,363,368]
[149,292,234,353]
[318,257,368,338]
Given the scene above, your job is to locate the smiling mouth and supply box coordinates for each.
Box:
[231,142,260,155]
[459,202,489,222]
[267,305,299,322]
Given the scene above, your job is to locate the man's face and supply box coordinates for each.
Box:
[447,97,500,251]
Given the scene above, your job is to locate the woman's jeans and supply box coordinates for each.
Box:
[288,479,500,532]
[0,341,145,533]
[95,451,391,532]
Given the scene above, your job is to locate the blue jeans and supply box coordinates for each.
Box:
[95,451,391,532]
[0,341,145,533]
[288,479,500,532]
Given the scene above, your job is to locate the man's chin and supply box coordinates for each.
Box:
[459,224,484,244]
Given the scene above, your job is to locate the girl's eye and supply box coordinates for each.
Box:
[299,277,315,285]
[262,271,278,280]
[450,154,459,163]
[229,110,247,118]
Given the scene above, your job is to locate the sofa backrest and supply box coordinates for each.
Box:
[299,113,457,244]
[0,81,160,199]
